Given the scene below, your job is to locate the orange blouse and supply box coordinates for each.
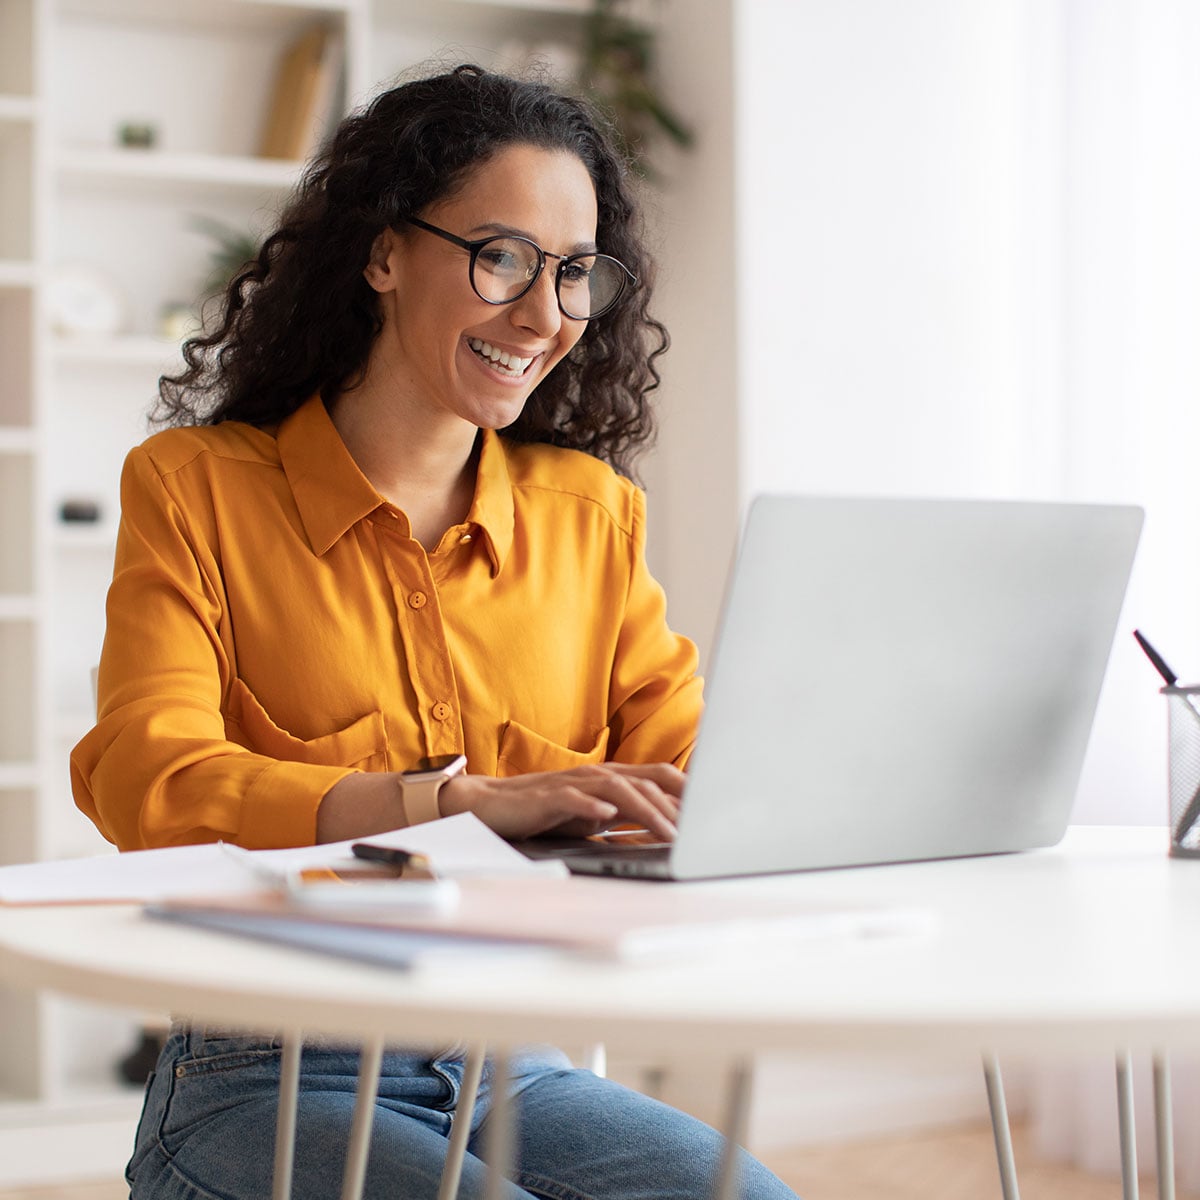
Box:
[71,395,703,851]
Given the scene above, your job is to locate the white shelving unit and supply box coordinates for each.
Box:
[0,0,49,1167]
[0,0,593,1186]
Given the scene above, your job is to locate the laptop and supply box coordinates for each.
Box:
[518,494,1143,880]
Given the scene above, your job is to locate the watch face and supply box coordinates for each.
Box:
[418,754,466,772]
[402,754,467,779]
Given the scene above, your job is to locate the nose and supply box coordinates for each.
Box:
[507,264,563,339]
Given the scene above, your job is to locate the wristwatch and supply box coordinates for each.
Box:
[398,754,467,825]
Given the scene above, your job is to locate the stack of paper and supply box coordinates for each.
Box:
[148,873,921,965]
[1,814,928,968]
[0,814,563,906]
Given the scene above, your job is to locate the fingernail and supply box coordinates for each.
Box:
[600,803,618,817]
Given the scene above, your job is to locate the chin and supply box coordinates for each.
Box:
[462,396,532,432]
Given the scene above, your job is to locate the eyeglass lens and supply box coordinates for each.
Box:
[471,237,627,319]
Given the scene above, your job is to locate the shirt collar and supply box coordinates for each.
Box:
[278,395,515,573]
[278,396,381,556]
[465,426,513,575]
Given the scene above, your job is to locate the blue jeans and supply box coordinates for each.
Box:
[126,1025,799,1200]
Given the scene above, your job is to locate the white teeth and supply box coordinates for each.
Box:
[469,338,534,376]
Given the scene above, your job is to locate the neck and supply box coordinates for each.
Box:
[329,385,480,551]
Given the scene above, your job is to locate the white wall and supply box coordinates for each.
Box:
[639,0,740,668]
[647,0,1195,827]
[734,0,1032,504]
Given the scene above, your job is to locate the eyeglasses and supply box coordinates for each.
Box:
[403,215,636,321]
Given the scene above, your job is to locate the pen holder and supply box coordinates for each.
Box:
[1163,685,1200,858]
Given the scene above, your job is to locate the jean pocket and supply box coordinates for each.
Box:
[177,1047,281,1076]
[160,1044,283,1149]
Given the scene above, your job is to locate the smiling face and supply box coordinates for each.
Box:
[362,143,599,435]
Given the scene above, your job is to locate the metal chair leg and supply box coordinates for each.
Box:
[982,1054,1020,1200]
[1117,1051,1140,1200]
[483,1049,514,1200]
[712,1058,753,1200]
[341,1037,385,1200]
[438,1044,486,1200]
[273,1032,303,1200]
[1153,1053,1175,1200]
[585,1042,607,1078]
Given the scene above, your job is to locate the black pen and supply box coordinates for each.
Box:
[1133,629,1178,687]
[351,842,433,873]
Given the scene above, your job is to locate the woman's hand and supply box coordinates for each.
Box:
[316,762,684,844]
[439,763,684,842]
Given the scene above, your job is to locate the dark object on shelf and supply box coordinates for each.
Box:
[59,499,101,523]
[118,122,158,149]
[117,1026,168,1085]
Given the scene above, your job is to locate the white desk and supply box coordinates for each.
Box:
[1,826,1196,1059]
[1,826,1197,1197]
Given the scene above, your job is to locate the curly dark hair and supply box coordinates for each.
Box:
[156,64,669,478]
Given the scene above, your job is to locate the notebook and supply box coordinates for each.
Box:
[519,494,1143,880]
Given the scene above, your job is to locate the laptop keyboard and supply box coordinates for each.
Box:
[513,835,671,863]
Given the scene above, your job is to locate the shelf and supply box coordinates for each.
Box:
[449,0,588,9]
[52,522,118,551]
[0,96,37,123]
[53,334,184,368]
[0,595,36,620]
[0,1087,143,1125]
[0,428,35,454]
[0,261,34,289]
[0,764,39,789]
[56,146,304,193]
[58,0,363,32]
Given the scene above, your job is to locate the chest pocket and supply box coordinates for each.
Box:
[495,720,610,777]
[224,677,388,771]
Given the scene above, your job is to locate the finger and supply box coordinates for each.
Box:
[551,787,619,832]
[584,774,678,842]
[585,765,682,823]
[467,776,616,840]
[603,761,688,797]
[622,775,681,826]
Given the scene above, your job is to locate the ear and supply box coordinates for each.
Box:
[364,228,402,293]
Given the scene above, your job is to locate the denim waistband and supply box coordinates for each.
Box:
[171,1019,466,1059]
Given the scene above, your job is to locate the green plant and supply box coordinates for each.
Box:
[577,0,694,178]
[190,215,260,300]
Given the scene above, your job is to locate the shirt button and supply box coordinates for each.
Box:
[432,701,452,722]
[459,533,473,544]
[408,591,427,610]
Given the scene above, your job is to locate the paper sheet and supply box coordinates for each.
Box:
[0,813,564,905]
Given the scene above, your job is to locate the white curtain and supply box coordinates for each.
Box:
[1020,0,1200,1184]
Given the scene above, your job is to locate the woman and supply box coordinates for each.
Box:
[71,65,798,1200]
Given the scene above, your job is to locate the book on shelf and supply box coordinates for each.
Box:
[259,24,343,162]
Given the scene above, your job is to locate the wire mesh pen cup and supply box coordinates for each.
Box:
[1163,685,1200,857]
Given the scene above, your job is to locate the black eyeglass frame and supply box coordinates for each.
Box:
[402,215,636,321]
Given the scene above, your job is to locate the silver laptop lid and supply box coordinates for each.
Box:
[670,495,1143,879]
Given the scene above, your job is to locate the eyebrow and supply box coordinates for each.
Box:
[468,222,598,256]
